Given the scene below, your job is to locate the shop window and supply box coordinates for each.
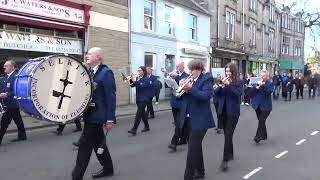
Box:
[165,55,174,73]
[33,28,54,36]
[213,57,222,68]
[5,24,17,31]
[55,30,78,38]
[19,26,32,33]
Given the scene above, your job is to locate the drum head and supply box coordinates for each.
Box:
[30,55,92,122]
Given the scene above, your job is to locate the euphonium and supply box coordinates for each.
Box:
[175,74,194,98]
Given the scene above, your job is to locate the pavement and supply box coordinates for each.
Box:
[6,100,171,133]
[0,96,320,180]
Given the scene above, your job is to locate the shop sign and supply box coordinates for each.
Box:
[0,30,83,55]
[0,0,85,24]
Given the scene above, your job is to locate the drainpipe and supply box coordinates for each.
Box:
[128,0,132,104]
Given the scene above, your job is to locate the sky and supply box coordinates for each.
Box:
[275,0,320,58]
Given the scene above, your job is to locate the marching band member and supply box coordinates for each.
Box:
[0,60,27,145]
[214,63,243,172]
[213,75,223,134]
[287,73,294,101]
[145,67,156,119]
[168,61,189,152]
[128,66,152,135]
[249,69,274,144]
[72,47,116,180]
[307,74,317,99]
[179,60,215,180]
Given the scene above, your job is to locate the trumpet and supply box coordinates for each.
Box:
[213,77,230,90]
[122,73,140,85]
[255,80,265,89]
[175,74,194,98]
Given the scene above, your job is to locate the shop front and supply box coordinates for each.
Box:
[0,0,90,75]
[279,59,304,75]
[248,54,277,76]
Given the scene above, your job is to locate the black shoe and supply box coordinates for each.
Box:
[220,161,228,172]
[254,136,261,144]
[193,170,205,179]
[177,139,187,145]
[141,128,150,132]
[92,169,113,179]
[72,141,80,147]
[168,144,177,152]
[53,130,62,136]
[10,138,27,142]
[128,129,137,136]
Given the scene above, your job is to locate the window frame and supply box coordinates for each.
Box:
[249,0,257,12]
[164,5,174,36]
[249,20,257,47]
[268,29,275,51]
[144,52,155,68]
[269,4,274,22]
[143,0,155,31]
[188,14,197,41]
[226,10,235,40]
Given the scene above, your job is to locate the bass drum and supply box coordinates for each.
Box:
[14,55,92,123]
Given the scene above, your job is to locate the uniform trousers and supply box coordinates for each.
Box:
[0,108,26,144]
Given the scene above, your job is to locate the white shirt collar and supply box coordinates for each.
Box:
[92,64,100,74]
[7,71,14,78]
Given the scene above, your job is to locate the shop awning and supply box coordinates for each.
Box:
[279,60,292,69]
[292,61,304,70]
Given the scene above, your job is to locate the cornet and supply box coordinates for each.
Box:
[175,74,194,98]
[213,77,230,90]
[121,73,140,85]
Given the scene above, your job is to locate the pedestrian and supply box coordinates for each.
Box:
[249,69,273,143]
[272,70,282,100]
[154,76,162,104]
[128,66,151,136]
[179,60,215,180]
[145,67,156,119]
[295,73,304,99]
[308,74,317,99]
[0,60,27,145]
[215,63,243,172]
[287,73,294,101]
[213,76,223,134]
[243,72,253,106]
[281,72,288,101]
[72,47,116,180]
[168,61,189,152]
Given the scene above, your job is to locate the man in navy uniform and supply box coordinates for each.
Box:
[72,47,116,180]
[145,67,156,119]
[168,61,189,151]
[0,60,27,145]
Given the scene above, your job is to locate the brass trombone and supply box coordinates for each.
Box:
[175,74,194,98]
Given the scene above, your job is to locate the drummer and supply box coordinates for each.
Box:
[0,60,27,145]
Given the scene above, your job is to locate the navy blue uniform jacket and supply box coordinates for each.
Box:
[249,80,274,111]
[146,74,157,99]
[131,76,153,102]
[1,71,19,109]
[179,73,215,130]
[214,81,243,117]
[83,64,116,124]
[170,72,189,109]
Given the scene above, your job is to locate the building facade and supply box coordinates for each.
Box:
[278,7,305,75]
[198,0,305,77]
[0,0,129,105]
[129,0,211,103]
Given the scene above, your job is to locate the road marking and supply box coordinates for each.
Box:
[275,150,288,159]
[296,139,306,145]
[243,167,263,179]
[311,131,319,136]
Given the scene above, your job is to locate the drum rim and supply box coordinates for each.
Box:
[18,54,93,123]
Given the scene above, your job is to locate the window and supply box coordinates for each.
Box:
[165,55,174,73]
[18,26,31,33]
[144,0,154,31]
[300,22,304,33]
[282,14,289,29]
[213,57,222,68]
[295,20,299,32]
[5,24,17,31]
[165,5,174,35]
[55,30,78,38]
[282,36,290,55]
[226,10,235,40]
[268,29,275,51]
[33,27,54,36]
[269,4,274,22]
[188,14,197,40]
[249,0,257,12]
[144,53,155,68]
[249,20,256,46]
[295,47,302,56]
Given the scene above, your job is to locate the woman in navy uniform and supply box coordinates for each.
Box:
[179,60,215,180]
[72,47,116,180]
[214,63,243,172]
[145,67,156,119]
[128,66,153,135]
[249,69,274,144]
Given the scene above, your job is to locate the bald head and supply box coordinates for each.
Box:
[176,61,185,72]
[86,47,103,67]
